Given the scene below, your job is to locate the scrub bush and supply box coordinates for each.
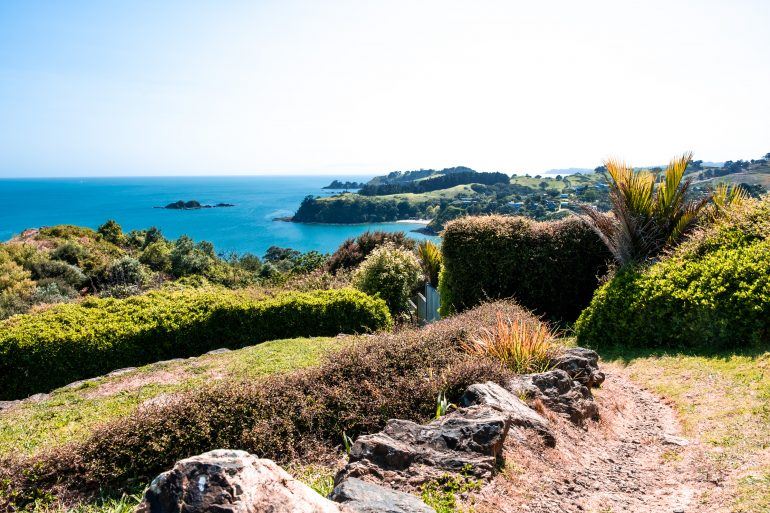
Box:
[353,243,423,315]
[0,288,392,400]
[575,197,770,350]
[439,215,611,322]
[0,301,525,508]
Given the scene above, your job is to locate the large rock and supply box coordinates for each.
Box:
[336,405,510,488]
[551,347,605,388]
[135,449,348,513]
[330,478,436,513]
[459,381,555,447]
[508,369,599,425]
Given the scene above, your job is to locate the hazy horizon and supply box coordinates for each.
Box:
[2,0,769,177]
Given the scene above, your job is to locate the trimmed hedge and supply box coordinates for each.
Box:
[439,215,611,322]
[575,197,770,351]
[0,288,392,400]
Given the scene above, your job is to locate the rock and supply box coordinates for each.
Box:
[551,347,605,387]
[136,449,348,513]
[205,348,231,355]
[662,434,690,447]
[508,369,599,425]
[330,478,436,513]
[106,367,137,378]
[336,405,510,488]
[459,381,555,447]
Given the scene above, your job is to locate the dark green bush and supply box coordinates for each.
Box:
[575,197,770,351]
[439,215,611,322]
[0,288,392,400]
[0,301,523,507]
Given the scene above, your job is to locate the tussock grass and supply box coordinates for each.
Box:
[461,313,557,374]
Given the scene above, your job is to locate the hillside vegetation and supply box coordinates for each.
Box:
[0,288,391,399]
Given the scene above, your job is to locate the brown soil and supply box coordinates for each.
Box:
[470,370,717,513]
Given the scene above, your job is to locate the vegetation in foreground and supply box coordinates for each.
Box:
[0,337,340,458]
[0,287,391,400]
[0,301,526,510]
[576,196,769,351]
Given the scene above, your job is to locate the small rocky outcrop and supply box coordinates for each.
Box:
[135,450,349,513]
[509,369,599,425]
[551,347,605,388]
[459,381,555,447]
[330,478,436,513]
[336,405,509,488]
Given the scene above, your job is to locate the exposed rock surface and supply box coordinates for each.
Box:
[508,369,599,425]
[336,405,509,488]
[330,478,436,513]
[135,450,349,513]
[551,347,605,387]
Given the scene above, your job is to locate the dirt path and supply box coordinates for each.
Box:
[473,371,712,513]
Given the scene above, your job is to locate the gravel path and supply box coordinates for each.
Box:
[473,371,711,513]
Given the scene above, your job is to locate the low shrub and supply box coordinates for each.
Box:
[0,288,392,400]
[575,197,770,351]
[439,215,611,322]
[326,231,415,273]
[0,301,526,508]
[352,243,423,315]
[460,312,557,374]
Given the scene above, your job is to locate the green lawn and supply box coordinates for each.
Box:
[0,337,341,457]
[604,349,770,512]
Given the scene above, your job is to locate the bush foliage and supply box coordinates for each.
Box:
[353,243,423,316]
[0,288,392,400]
[0,301,527,508]
[575,197,770,350]
[439,215,611,322]
[326,230,415,274]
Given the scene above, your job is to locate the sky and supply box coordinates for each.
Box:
[1,0,769,177]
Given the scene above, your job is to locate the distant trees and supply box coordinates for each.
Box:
[358,171,509,196]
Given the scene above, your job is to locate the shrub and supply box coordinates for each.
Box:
[439,215,611,322]
[29,258,88,289]
[575,197,770,351]
[50,241,89,267]
[353,243,423,315]
[0,288,392,400]
[327,231,415,273]
[105,256,145,287]
[460,313,557,374]
[139,241,172,272]
[0,301,526,507]
[97,219,125,245]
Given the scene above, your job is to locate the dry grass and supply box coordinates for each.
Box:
[461,313,557,373]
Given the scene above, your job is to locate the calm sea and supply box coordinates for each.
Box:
[0,176,436,255]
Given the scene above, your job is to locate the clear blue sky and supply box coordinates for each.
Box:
[1,0,769,177]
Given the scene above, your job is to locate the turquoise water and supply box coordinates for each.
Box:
[0,176,436,255]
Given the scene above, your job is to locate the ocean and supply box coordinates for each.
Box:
[0,176,436,255]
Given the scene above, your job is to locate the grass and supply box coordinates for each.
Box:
[603,348,770,512]
[0,337,340,457]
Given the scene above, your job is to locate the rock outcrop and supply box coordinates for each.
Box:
[336,405,509,488]
[330,478,436,513]
[551,347,605,388]
[135,450,349,513]
[459,381,555,447]
[509,369,599,425]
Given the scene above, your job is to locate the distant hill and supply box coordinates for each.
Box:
[367,166,477,186]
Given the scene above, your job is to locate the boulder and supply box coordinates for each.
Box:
[330,478,436,513]
[335,405,510,487]
[459,381,555,447]
[135,449,348,513]
[551,347,605,387]
[508,369,599,425]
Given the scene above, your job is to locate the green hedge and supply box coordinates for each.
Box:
[439,215,611,322]
[575,198,770,351]
[0,288,392,400]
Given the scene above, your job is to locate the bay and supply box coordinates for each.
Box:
[0,176,436,255]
